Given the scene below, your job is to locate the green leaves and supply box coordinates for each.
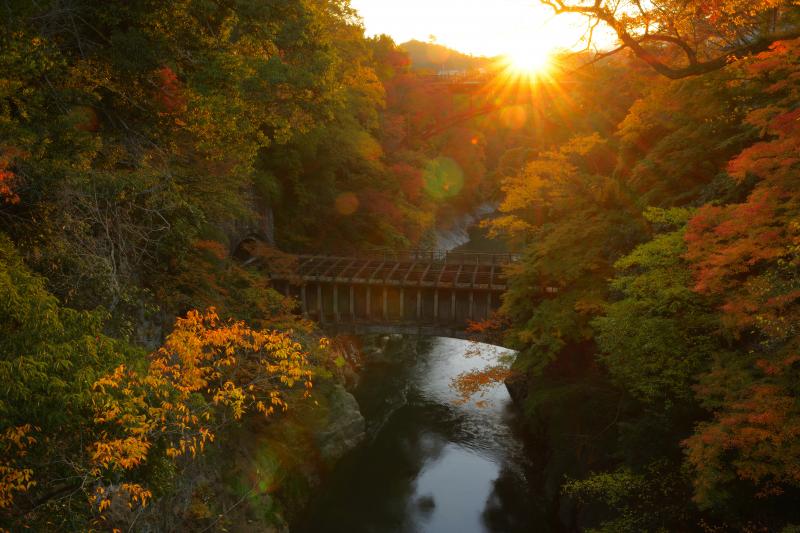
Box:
[595,213,719,402]
[0,232,137,524]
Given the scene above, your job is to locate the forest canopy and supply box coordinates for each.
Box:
[2,0,800,530]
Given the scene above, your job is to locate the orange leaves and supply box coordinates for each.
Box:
[90,483,152,517]
[192,239,229,261]
[86,308,317,517]
[685,188,787,294]
[0,425,38,509]
[90,437,151,471]
[728,136,800,184]
[451,364,511,406]
[465,313,511,347]
[729,39,800,184]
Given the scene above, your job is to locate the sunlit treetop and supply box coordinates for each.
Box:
[540,0,800,78]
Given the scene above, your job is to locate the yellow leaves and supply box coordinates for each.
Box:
[212,381,246,419]
[3,424,37,449]
[83,308,319,517]
[98,497,112,512]
[91,483,152,518]
[0,425,39,508]
[0,464,35,509]
[122,483,152,507]
[90,436,151,470]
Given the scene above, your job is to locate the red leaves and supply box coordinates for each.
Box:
[155,66,185,114]
[392,162,425,202]
[360,189,403,226]
[685,379,800,505]
[0,148,24,205]
[686,188,784,294]
[680,39,800,506]
[686,39,800,335]
[0,168,17,205]
[728,137,800,183]
[771,108,800,136]
[685,188,797,332]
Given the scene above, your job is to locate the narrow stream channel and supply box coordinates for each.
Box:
[295,336,552,533]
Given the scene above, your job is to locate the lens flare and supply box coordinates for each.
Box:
[335,192,359,215]
[423,157,464,200]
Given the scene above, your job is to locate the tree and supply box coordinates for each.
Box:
[594,208,720,403]
[0,232,319,528]
[488,134,644,371]
[540,0,800,78]
[0,232,133,527]
[0,0,364,327]
[682,38,800,508]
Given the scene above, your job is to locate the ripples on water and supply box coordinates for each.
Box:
[295,337,549,533]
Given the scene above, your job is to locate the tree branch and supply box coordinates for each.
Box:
[539,0,800,79]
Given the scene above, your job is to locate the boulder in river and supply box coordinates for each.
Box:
[314,385,366,466]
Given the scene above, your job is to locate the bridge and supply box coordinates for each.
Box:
[268,250,520,339]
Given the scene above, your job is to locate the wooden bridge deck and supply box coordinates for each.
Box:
[268,250,519,330]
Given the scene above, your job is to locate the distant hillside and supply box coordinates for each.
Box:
[399,40,490,72]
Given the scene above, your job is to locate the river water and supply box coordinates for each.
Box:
[295,336,552,532]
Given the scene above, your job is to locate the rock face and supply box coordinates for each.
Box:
[315,385,366,465]
[504,371,530,407]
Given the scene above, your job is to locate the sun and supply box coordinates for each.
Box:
[504,41,554,77]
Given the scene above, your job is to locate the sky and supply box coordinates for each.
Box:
[348,0,607,58]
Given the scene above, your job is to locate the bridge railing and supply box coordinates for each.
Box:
[303,249,521,265]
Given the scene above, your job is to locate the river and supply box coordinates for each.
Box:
[295,336,551,532]
[294,212,554,532]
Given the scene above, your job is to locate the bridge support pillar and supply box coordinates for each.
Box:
[382,287,388,320]
[333,285,339,322]
[399,289,405,321]
[434,290,439,322]
[349,285,355,321]
[451,290,456,324]
[487,292,492,319]
[468,290,474,320]
[416,289,422,319]
[366,286,371,319]
[317,284,323,323]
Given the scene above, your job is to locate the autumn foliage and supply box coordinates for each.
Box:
[489,30,800,528]
[680,39,800,507]
[0,238,320,527]
[0,149,22,205]
[85,309,316,517]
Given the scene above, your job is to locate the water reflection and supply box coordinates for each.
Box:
[295,337,550,533]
